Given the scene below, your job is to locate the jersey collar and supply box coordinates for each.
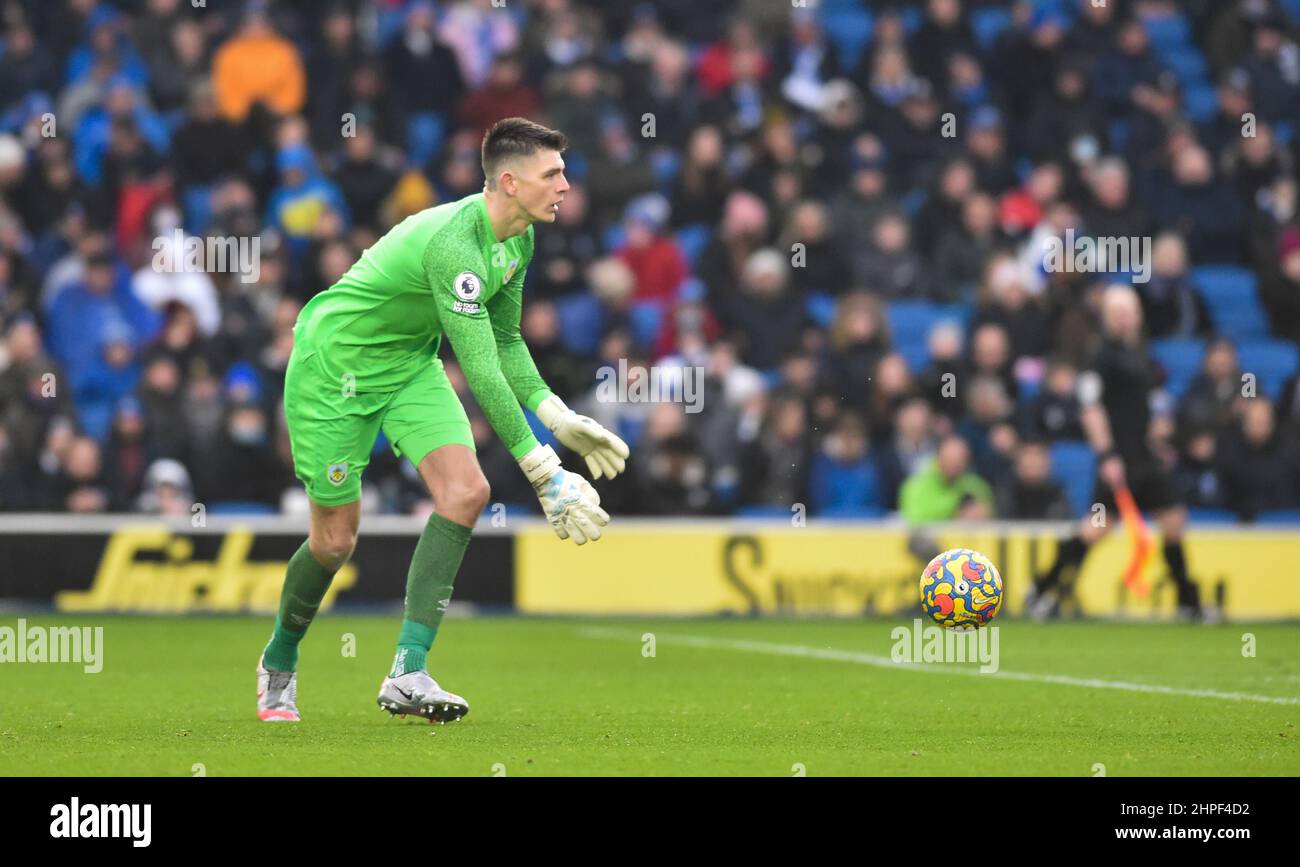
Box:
[475,193,500,245]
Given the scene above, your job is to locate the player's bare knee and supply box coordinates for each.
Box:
[441,475,490,518]
[309,529,357,572]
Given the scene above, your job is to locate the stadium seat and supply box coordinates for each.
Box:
[819,504,887,519]
[651,149,680,190]
[674,224,712,267]
[1141,14,1192,50]
[1182,84,1219,123]
[208,501,277,515]
[820,10,873,71]
[1254,509,1300,525]
[629,301,664,349]
[1212,305,1272,341]
[806,292,837,328]
[1187,507,1239,524]
[1191,266,1272,340]
[1151,337,1206,398]
[971,7,1013,50]
[1048,440,1096,518]
[1284,0,1300,24]
[1192,266,1257,302]
[1236,339,1300,398]
[602,224,626,252]
[553,293,604,356]
[1161,48,1209,85]
[405,112,446,170]
[734,505,796,519]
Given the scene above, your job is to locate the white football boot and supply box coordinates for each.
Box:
[256,655,300,722]
[377,670,469,724]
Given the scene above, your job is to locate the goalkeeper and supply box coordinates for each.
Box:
[255,118,629,724]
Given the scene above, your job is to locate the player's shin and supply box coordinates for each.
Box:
[262,541,340,671]
[390,512,472,676]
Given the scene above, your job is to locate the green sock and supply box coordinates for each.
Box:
[390,513,472,677]
[263,541,337,671]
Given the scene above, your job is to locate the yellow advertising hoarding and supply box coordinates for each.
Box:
[517,522,1300,619]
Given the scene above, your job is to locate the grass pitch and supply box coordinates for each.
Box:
[1,615,1297,776]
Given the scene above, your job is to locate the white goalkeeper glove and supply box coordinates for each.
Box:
[518,444,610,544]
[535,395,631,480]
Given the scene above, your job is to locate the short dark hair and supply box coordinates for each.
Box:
[481,117,568,188]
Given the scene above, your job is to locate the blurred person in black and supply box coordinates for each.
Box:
[1219,397,1299,522]
[1030,285,1202,619]
[1019,357,1084,441]
[630,402,712,516]
[877,396,938,510]
[1172,426,1228,512]
[739,391,810,511]
[995,438,1073,521]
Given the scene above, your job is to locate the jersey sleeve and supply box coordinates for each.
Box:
[486,228,553,413]
[423,235,539,459]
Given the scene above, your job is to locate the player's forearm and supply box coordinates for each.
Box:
[461,360,540,458]
[495,334,552,411]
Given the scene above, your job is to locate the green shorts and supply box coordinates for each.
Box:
[283,345,474,506]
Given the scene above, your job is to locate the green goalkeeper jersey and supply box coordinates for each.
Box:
[293,192,552,458]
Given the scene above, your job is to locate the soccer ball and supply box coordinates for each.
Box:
[919,548,1003,629]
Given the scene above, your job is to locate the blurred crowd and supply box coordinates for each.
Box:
[1,0,1299,521]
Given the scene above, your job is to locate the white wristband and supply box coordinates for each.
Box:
[517,443,561,488]
[535,394,571,431]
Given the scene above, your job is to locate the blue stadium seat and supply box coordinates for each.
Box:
[1191,266,1271,339]
[1192,266,1257,303]
[1142,14,1191,50]
[602,224,625,252]
[1151,337,1206,398]
[629,301,664,348]
[819,504,887,519]
[900,4,922,34]
[806,292,837,328]
[208,501,277,515]
[820,10,873,71]
[674,224,712,267]
[553,293,603,356]
[1187,507,1239,524]
[1161,48,1209,85]
[405,112,446,170]
[1283,0,1300,24]
[1048,440,1096,518]
[735,505,796,519]
[1212,306,1271,341]
[1183,84,1219,123]
[887,301,969,373]
[651,149,680,190]
[971,7,1013,50]
[1237,339,1300,398]
[1254,509,1300,525]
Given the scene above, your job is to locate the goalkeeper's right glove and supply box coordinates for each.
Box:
[518,444,610,545]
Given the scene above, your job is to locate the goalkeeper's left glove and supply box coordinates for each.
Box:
[518,444,609,545]
[535,394,631,480]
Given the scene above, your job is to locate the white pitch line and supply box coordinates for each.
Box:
[577,627,1300,706]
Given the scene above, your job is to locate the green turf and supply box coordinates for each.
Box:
[1,615,1297,776]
